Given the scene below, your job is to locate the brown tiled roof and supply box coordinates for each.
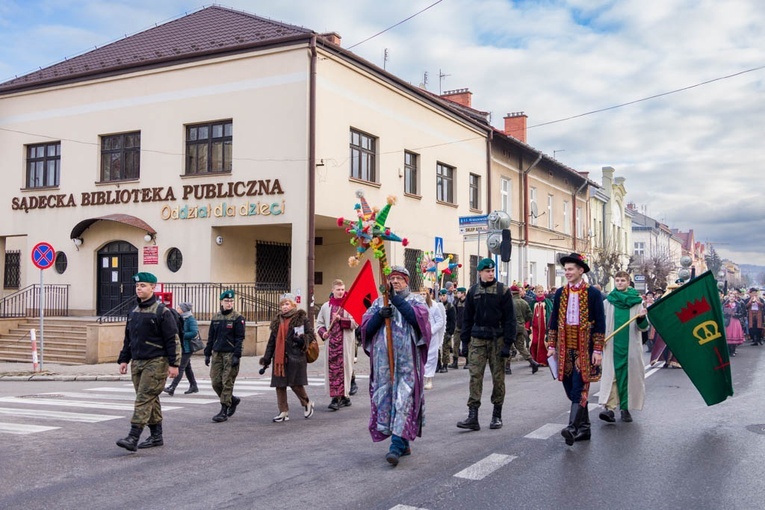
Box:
[0,6,313,94]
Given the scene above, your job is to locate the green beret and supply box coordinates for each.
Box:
[439,289,448,295]
[456,287,466,292]
[220,289,235,300]
[477,258,495,271]
[132,272,157,284]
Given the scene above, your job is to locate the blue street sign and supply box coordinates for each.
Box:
[434,237,444,262]
[32,242,55,270]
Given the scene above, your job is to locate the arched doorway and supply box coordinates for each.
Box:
[97,241,138,314]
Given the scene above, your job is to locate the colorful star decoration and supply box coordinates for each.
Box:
[337,190,408,275]
[418,251,462,286]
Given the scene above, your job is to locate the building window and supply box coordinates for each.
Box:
[500,178,511,214]
[350,129,377,182]
[404,248,423,292]
[436,162,455,204]
[4,251,20,289]
[530,187,538,226]
[167,248,183,273]
[469,173,481,210]
[54,252,68,274]
[547,194,554,229]
[576,207,583,238]
[404,151,419,195]
[563,201,570,234]
[255,241,291,290]
[26,142,61,188]
[186,120,233,174]
[100,131,140,182]
[635,241,645,257]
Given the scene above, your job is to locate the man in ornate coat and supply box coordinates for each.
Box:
[362,266,431,466]
[547,253,606,446]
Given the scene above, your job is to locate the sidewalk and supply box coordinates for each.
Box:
[0,344,371,382]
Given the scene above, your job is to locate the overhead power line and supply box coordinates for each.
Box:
[347,0,444,50]
[529,64,765,129]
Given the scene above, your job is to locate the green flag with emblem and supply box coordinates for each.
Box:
[646,271,733,406]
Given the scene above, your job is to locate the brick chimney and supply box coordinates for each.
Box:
[503,112,527,143]
[441,88,472,108]
[319,32,342,46]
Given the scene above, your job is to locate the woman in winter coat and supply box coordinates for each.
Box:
[260,294,316,422]
[164,302,199,395]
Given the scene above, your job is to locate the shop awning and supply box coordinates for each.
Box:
[70,214,157,239]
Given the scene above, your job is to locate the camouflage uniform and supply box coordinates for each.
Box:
[130,357,170,425]
[440,300,456,367]
[205,308,246,407]
[210,351,240,406]
[512,294,533,361]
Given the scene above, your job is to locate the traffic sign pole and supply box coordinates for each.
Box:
[31,242,55,371]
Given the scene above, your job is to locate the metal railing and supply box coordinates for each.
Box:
[97,283,284,323]
[0,284,70,318]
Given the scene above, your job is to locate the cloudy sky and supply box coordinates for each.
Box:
[1,0,764,266]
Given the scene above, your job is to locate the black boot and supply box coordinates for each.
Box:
[574,403,591,442]
[163,385,175,396]
[561,402,580,446]
[505,361,512,375]
[328,397,340,411]
[456,406,480,431]
[227,396,241,417]
[137,423,164,449]
[184,385,199,394]
[489,405,503,430]
[449,356,458,369]
[529,358,540,374]
[349,375,358,396]
[116,424,144,452]
[212,404,229,422]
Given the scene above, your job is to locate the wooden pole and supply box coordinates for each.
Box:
[603,313,643,344]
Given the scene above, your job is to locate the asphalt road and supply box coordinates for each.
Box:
[1,345,764,510]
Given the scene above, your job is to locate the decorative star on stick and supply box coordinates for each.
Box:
[337,190,409,275]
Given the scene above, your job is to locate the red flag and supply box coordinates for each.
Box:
[341,259,379,324]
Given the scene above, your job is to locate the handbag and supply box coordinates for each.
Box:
[306,339,320,363]
[190,333,205,353]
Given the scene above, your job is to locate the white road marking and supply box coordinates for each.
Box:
[41,392,222,404]
[454,453,517,480]
[0,422,60,435]
[389,505,429,510]
[87,387,260,397]
[0,407,121,423]
[0,397,182,412]
[524,423,566,440]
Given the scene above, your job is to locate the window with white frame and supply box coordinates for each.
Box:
[547,194,554,229]
[635,241,645,257]
[563,201,570,234]
[530,187,538,226]
[576,206,583,238]
[500,177,511,214]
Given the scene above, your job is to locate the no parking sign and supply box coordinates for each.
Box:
[31,242,55,270]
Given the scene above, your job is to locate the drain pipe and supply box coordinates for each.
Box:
[521,154,543,282]
[572,178,589,252]
[307,35,317,325]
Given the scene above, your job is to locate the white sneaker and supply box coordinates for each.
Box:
[272,412,289,422]
[304,400,315,419]
[424,377,433,390]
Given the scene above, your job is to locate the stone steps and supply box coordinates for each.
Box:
[0,318,92,364]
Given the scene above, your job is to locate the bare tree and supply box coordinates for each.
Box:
[589,237,628,288]
[630,248,674,292]
[705,245,723,278]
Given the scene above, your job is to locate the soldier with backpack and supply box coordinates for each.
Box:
[116,272,180,452]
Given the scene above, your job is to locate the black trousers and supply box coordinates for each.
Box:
[168,351,197,389]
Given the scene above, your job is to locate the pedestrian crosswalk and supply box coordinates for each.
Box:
[0,376,326,436]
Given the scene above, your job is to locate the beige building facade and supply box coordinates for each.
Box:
[0,7,490,317]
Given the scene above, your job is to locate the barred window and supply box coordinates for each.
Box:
[100,132,140,182]
[4,251,20,289]
[350,129,377,182]
[26,142,61,188]
[186,120,233,174]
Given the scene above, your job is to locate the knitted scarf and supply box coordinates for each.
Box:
[274,308,297,377]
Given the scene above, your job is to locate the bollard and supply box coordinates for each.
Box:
[30,329,39,372]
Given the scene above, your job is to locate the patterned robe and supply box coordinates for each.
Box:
[361,291,431,442]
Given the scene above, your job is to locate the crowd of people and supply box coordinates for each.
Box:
[115,263,759,464]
